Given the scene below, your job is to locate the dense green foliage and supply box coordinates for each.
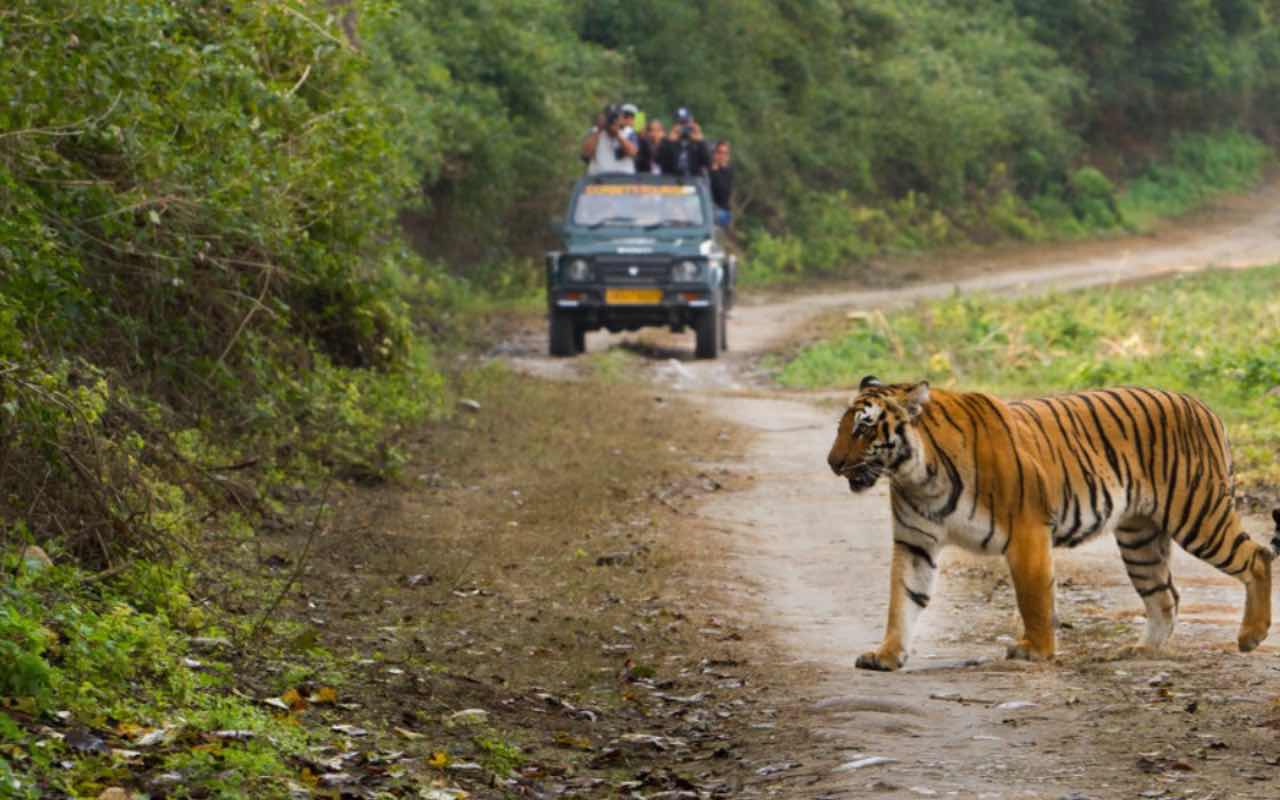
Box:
[366,0,614,275]
[1117,130,1271,228]
[0,0,445,563]
[0,7,441,787]
[780,265,1280,485]
[365,0,1280,283]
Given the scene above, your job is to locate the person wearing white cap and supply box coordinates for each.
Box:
[581,104,637,175]
[619,102,640,150]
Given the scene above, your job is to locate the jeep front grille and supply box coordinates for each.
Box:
[595,256,670,286]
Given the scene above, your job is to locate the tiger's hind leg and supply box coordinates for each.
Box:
[1116,520,1178,650]
[1179,506,1273,652]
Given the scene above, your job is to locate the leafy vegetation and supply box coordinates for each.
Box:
[780,265,1280,486]
[0,2,447,792]
[0,0,443,560]
[0,554,303,797]
[1117,130,1272,229]
[365,0,1280,283]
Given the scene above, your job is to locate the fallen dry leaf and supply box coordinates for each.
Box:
[309,686,338,705]
[281,688,307,712]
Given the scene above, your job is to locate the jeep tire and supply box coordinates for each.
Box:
[695,305,721,359]
[549,310,578,357]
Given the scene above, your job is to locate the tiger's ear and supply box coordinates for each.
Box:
[905,381,930,419]
[859,375,882,391]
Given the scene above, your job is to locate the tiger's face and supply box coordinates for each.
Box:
[827,376,929,493]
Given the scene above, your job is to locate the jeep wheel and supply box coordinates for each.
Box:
[694,306,721,359]
[573,324,586,354]
[719,307,728,351]
[549,310,577,357]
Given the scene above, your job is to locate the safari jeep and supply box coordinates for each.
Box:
[545,173,736,359]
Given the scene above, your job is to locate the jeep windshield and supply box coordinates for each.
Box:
[572,183,705,228]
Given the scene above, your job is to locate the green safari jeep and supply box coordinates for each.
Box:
[545,173,736,359]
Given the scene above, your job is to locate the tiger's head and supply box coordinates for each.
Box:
[827,376,930,493]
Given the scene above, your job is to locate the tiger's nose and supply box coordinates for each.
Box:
[827,451,844,474]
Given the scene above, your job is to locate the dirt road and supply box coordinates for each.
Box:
[510,184,1280,798]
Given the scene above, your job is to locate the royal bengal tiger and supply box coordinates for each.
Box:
[826,376,1274,671]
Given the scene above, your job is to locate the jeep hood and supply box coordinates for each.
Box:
[560,231,710,257]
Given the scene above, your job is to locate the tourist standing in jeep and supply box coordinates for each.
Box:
[659,107,710,177]
[581,105,637,175]
[709,139,733,227]
[636,118,666,175]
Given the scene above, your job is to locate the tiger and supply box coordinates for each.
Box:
[826,376,1274,671]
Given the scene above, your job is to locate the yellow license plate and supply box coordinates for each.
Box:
[605,288,662,305]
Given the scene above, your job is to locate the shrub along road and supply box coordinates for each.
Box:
[507,180,1280,798]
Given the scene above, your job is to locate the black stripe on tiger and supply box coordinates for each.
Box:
[896,539,936,569]
[902,581,930,609]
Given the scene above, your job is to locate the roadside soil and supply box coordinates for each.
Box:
[496,178,1280,799]
[247,367,822,798]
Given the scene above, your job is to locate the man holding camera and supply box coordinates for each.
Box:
[658,107,710,177]
[581,104,637,175]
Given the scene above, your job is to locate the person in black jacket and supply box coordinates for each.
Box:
[708,139,733,227]
[658,107,710,177]
[635,118,666,174]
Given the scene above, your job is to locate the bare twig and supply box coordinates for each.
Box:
[216,263,274,366]
[0,92,123,140]
[202,458,261,472]
[245,478,334,643]
[80,194,189,224]
[286,64,312,97]
[281,5,352,50]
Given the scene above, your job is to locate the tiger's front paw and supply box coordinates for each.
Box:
[855,648,906,672]
[1237,626,1267,653]
[1005,639,1054,662]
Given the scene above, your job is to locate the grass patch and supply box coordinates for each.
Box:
[0,554,304,798]
[779,265,1280,486]
[1117,130,1271,231]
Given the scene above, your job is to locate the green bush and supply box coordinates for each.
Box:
[0,0,449,564]
[1068,166,1121,228]
[1119,130,1270,228]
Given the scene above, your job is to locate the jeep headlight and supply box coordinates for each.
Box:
[565,258,591,282]
[672,260,700,281]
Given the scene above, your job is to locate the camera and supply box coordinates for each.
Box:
[673,106,694,140]
[603,104,621,129]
